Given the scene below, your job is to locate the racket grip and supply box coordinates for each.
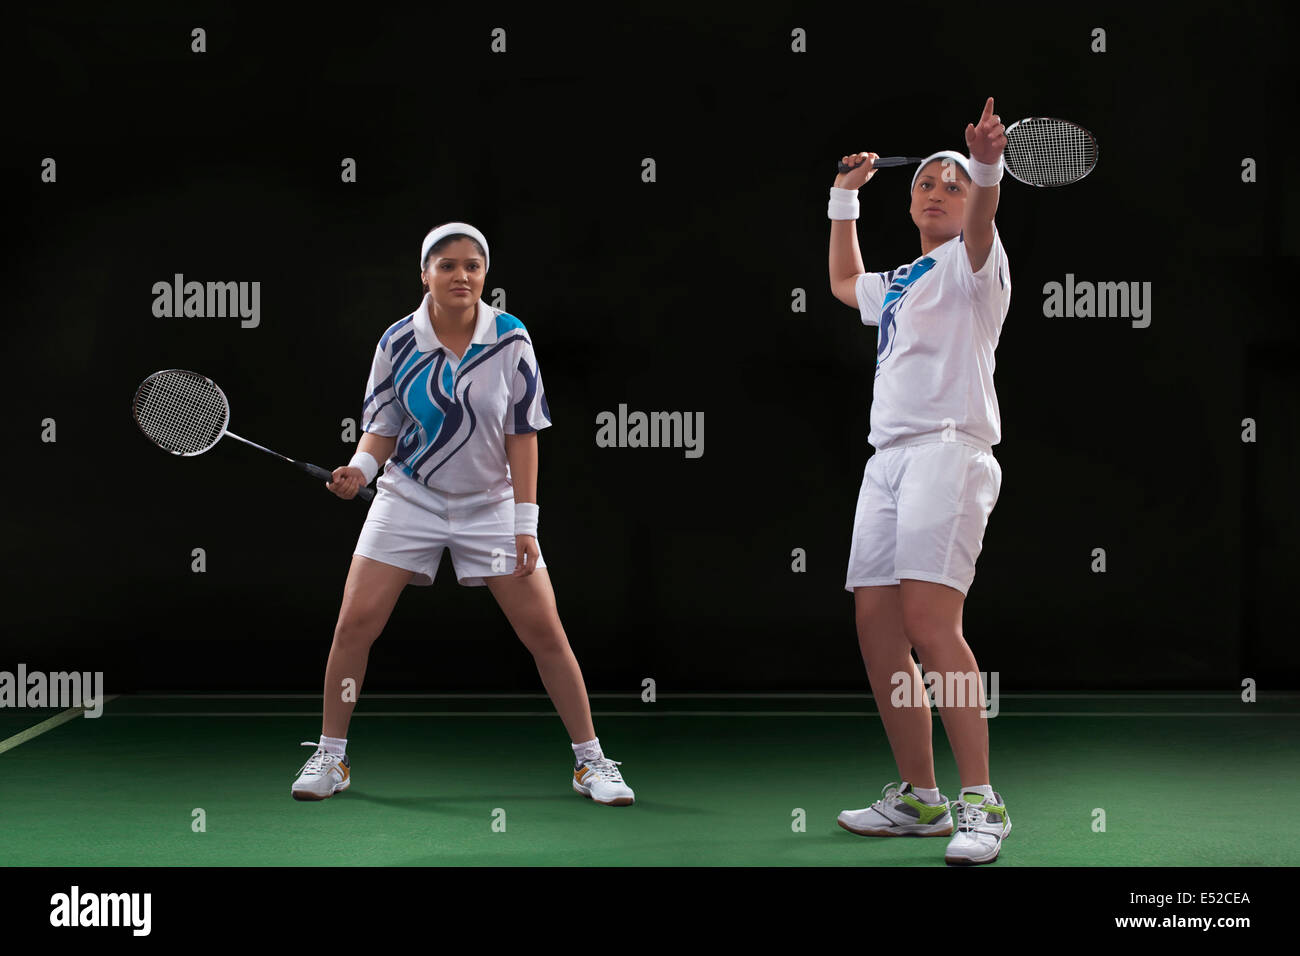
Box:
[837,157,889,174]
[838,157,911,173]
[299,461,375,502]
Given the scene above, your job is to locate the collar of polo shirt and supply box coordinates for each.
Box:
[411,293,498,354]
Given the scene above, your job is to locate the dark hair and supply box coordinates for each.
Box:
[422,227,487,271]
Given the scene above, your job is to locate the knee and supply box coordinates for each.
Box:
[518,616,568,657]
[901,615,962,660]
[333,612,383,651]
[856,614,909,667]
[524,628,568,658]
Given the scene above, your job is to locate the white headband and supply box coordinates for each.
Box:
[910,150,972,193]
[420,222,490,272]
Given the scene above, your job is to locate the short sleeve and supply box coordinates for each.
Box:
[957,223,1011,306]
[855,271,888,327]
[360,343,406,437]
[504,337,552,435]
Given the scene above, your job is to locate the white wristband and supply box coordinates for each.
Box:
[828,186,860,220]
[348,451,379,485]
[968,155,1003,187]
[515,502,539,538]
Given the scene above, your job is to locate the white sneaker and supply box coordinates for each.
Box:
[838,781,954,836]
[573,757,635,806]
[944,790,1012,865]
[291,741,351,801]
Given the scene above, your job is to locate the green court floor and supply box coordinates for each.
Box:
[2,694,1297,866]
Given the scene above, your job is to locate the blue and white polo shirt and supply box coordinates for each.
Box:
[361,293,551,493]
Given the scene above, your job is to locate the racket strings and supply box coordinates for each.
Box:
[1005,119,1096,186]
[134,370,228,455]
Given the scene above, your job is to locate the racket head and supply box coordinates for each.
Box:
[132,368,231,456]
[1002,117,1098,187]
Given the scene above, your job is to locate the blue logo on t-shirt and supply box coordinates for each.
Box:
[876,257,937,377]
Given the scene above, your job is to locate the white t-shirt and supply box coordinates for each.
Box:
[854,225,1011,451]
[361,294,552,493]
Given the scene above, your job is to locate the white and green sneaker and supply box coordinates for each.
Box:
[944,789,1012,865]
[838,781,954,837]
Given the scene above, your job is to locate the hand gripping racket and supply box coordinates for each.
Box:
[836,155,929,172]
[836,117,1099,187]
[132,368,375,502]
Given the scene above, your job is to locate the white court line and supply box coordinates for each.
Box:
[0,696,120,755]
[100,711,1300,718]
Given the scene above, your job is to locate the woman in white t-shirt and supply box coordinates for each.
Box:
[826,98,1013,865]
[289,222,634,809]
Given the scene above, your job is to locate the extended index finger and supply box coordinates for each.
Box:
[981,96,995,122]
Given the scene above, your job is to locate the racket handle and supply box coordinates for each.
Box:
[297,461,375,503]
[836,156,914,174]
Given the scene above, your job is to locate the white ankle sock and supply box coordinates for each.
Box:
[912,785,941,803]
[320,734,347,757]
[572,737,602,766]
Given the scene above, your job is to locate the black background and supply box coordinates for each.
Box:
[4,1,1297,693]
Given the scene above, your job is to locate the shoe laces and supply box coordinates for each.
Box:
[953,797,988,832]
[295,741,336,778]
[581,757,624,782]
[874,781,906,808]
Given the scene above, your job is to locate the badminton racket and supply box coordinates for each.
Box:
[836,117,1098,187]
[132,368,375,502]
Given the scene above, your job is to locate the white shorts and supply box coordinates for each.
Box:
[845,434,1001,597]
[353,465,545,588]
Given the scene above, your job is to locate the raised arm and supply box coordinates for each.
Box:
[962,97,1007,274]
[828,151,878,308]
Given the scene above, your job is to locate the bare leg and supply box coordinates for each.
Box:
[486,568,595,743]
[899,578,989,789]
[321,555,414,739]
[854,585,938,789]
